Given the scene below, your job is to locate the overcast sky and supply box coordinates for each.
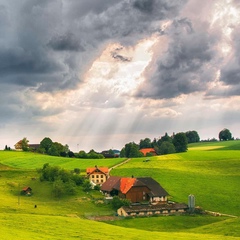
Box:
[0,0,240,152]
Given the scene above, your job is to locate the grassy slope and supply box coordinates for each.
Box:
[0,151,125,171]
[111,141,240,216]
[1,213,238,240]
[0,141,239,239]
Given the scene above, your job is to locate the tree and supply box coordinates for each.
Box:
[65,180,77,195]
[21,137,29,151]
[82,180,92,192]
[219,128,232,141]
[158,141,176,155]
[40,137,53,153]
[185,131,200,143]
[73,168,80,174]
[48,144,59,156]
[111,196,130,210]
[87,149,104,159]
[78,150,88,158]
[124,142,143,158]
[52,179,64,198]
[120,147,126,158]
[139,138,152,149]
[172,132,188,153]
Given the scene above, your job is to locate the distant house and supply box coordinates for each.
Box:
[86,166,109,185]
[101,176,168,203]
[14,140,40,151]
[28,144,40,151]
[21,186,32,195]
[14,140,23,151]
[101,150,120,158]
[139,148,157,156]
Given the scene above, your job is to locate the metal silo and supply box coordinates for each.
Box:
[188,194,195,212]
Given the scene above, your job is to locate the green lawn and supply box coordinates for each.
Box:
[0,151,125,171]
[0,141,239,239]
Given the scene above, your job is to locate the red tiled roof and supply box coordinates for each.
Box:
[139,148,156,156]
[86,167,109,175]
[22,186,31,191]
[120,178,136,194]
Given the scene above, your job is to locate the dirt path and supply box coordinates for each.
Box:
[205,210,238,218]
[109,158,131,173]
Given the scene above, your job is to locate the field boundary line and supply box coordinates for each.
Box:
[205,210,238,218]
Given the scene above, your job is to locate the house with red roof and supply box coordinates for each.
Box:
[86,166,109,185]
[139,148,157,156]
[21,186,32,195]
[101,176,168,203]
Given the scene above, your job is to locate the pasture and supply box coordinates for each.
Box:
[0,140,239,239]
[0,151,124,171]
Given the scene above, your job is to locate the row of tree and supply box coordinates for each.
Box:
[9,128,233,159]
[120,131,199,158]
[38,137,73,157]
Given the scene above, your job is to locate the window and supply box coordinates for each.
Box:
[92,175,95,178]
[101,175,103,178]
[96,175,99,178]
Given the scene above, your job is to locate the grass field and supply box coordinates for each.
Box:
[0,151,125,171]
[0,141,239,239]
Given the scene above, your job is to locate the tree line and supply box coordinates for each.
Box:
[6,128,235,158]
[120,131,198,158]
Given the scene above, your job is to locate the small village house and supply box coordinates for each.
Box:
[14,140,40,151]
[139,148,157,156]
[14,140,23,151]
[86,166,109,185]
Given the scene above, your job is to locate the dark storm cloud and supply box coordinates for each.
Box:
[136,18,215,99]
[0,0,186,94]
[48,33,85,52]
[133,0,154,13]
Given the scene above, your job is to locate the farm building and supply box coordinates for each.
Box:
[21,186,32,196]
[14,140,40,151]
[101,176,168,203]
[139,148,157,156]
[117,203,188,217]
[14,140,23,151]
[86,166,109,185]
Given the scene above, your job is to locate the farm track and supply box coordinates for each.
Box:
[109,158,131,174]
[205,210,239,218]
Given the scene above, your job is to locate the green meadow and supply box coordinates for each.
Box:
[0,140,239,239]
[0,151,124,171]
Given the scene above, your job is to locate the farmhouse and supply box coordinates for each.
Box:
[139,148,157,156]
[14,140,40,151]
[117,203,188,217]
[14,140,23,150]
[101,176,168,203]
[86,166,109,185]
[28,144,40,151]
[21,186,32,195]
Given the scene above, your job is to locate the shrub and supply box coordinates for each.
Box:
[111,196,130,210]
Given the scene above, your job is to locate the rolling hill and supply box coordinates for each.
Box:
[0,140,239,239]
